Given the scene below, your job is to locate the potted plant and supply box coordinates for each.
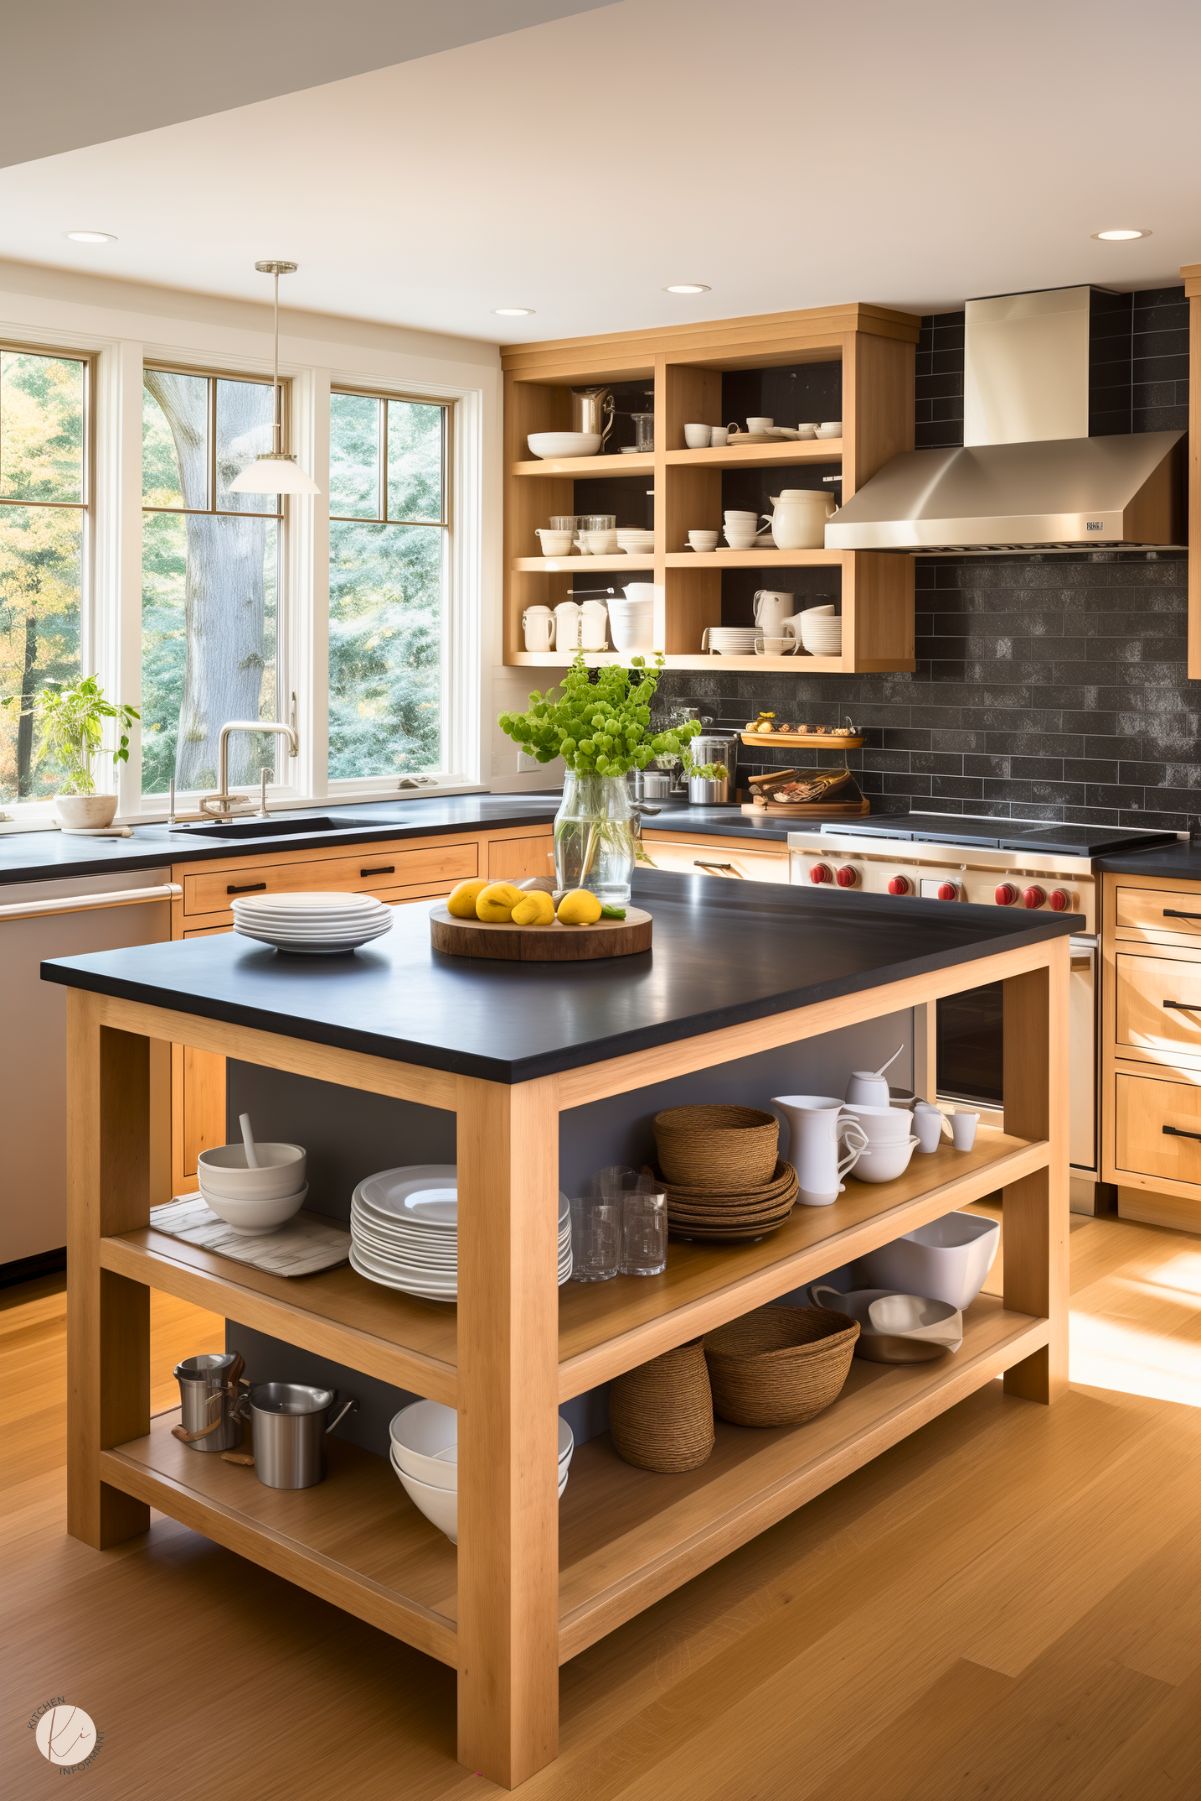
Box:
[3,675,139,829]
[498,656,724,903]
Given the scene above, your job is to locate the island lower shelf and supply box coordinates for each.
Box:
[99,1295,1046,1668]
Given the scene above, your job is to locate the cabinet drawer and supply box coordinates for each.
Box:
[181,840,478,916]
[641,837,789,884]
[1114,884,1201,947]
[1115,1070,1201,1188]
[1115,953,1201,1055]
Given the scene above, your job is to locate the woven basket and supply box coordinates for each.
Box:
[703,1305,859,1427]
[653,1104,779,1189]
[609,1340,715,1473]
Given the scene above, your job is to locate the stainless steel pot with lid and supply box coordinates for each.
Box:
[687,730,739,805]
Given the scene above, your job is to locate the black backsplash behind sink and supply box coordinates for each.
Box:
[654,285,1199,833]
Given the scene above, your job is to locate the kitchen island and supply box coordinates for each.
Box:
[44,872,1072,1789]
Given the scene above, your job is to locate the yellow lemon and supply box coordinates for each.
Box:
[556,888,603,927]
[475,880,524,923]
[511,891,555,927]
[447,878,490,920]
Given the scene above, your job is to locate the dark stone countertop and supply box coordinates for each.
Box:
[43,868,1078,1084]
[1096,840,1201,880]
[638,805,793,843]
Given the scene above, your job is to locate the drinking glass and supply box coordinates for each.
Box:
[621,1184,667,1277]
[581,513,616,531]
[631,412,655,451]
[570,1193,620,1282]
[549,514,579,532]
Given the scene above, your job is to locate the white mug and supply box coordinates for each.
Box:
[688,529,720,551]
[950,1109,979,1151]
[746,416,774,433]
[913,1103,951,1154]
[522,606,554,652]
[772,1094,867,1207]
[710,425,729,447]
[683,423,711,449]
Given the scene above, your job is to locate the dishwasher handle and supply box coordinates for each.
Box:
[0,881,180,920]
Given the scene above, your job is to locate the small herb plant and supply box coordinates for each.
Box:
[3,675,139,795]
[498,655,724,777]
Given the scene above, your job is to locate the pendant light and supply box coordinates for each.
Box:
[229,260,321,497]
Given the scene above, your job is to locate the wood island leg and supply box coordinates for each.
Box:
[66,993,152,1547]
[455,1073,561,1787]
[1001,944,1070,1403]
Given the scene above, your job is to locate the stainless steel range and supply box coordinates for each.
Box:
[787,812,1182,1214]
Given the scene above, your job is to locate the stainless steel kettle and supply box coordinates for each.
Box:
[571,386,616,448]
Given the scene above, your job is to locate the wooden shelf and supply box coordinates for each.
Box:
[664,548,843,569]
[741,731,865,749]
[665,438,843,469]
[511,452,655,479]
[100,1411,458,1665]
[558,1295,1048,1659]
[512,554,654,574]
[556,1129,1046,1397]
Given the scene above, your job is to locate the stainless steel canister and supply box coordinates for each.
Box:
[687,730,739,805]
[245,1383,357,1490]
[172,1352,246,1453]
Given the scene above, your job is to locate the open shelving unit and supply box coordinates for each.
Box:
[501,304,921,674]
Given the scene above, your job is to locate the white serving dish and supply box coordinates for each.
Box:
[197,1140,307,1201]
[816,421,843,438]
[200,1182,308,1234]
[389,1400,573,1490]
[808,1284,962,1362]
[850,1137,919,1183]
[856,1210,1000,1309]
[527,431,601,460]
[391,1448,570,1543]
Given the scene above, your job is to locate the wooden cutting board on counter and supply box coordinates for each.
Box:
[741,766,870,818]
[741,797,872,818]
[430,904,653,962]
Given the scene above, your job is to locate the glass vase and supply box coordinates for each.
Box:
[553,770,636,904]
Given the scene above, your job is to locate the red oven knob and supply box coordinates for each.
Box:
[809,862,832,884]
[835,865,859,888]
[994,882,1018,906]
[937,880,961,901]
[1023,885,1046,909]
[1048,888,1071,912]
[887,874,911,895]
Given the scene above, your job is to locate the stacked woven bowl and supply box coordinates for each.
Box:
[653,1104,798,1240]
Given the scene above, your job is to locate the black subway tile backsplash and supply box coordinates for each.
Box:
[656,285,1198,833]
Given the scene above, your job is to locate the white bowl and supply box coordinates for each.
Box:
[850,1138,919,1183]
[535,529,575,556]
[687,532,720,551]
[200,1182,308,1234]
[856,1211,1000,1310]
[527,431,601,459]
[845,1102,913,1142]
[392,1449,571,1543]
[808,1283,962,1362]
[816,421,843,438]
[802,603,837,619]
[197,1141,307,1201]
[389,1400,573,1490]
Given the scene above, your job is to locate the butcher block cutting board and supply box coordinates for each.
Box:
[430,903,653,962]
[741,797,872,818]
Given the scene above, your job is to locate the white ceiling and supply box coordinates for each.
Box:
[1,0,1199,344]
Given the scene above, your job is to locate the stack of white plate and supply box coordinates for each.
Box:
[388,1400,574,1543]
[349,1164,572,1301]
[231,890,393,955]
[798,604,843,656]
[705,625,762,656]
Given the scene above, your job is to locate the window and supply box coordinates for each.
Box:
[141,368,282,795]
[0,348,88,802]
[328,390,449,782]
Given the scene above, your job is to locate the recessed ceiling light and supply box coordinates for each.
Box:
[493,306,535,317]
[65,229,117,244]
[1092,227,1150,241]
[665,282,711,295]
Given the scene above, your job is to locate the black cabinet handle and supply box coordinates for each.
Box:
[1162,999,1201,1013]
[1163,909,1201,922]
[1163,1124,1201,1143]
[227,881,267,895]
[360,865,395,877]
[694,859,743,876]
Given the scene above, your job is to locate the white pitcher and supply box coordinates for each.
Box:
[772,1094,868,1207]
[752,590,796,637]
[522,605,555,652]
[769,489,837,551]
[553,599,583,650]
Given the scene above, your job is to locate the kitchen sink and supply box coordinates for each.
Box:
[169,815,372,839]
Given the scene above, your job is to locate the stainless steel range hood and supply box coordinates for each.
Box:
[826,287,1186,554]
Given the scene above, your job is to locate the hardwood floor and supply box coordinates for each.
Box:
[2,1209,1199,1799]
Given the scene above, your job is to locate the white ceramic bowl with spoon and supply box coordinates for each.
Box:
[197,1141,306,1201]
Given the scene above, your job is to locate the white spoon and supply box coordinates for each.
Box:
[238,1113,260,1169]
[873,1044,904,1079]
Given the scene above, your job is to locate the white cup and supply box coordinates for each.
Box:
[913,1103,951,1154]
[710,425,729,447]
[522,606,555,652]
[754,635,792,656]
[683,423,711,449]
[687,529,720,552]
[747,416,774,433]
[724,509,758,523]
[724,529,759,549]
[950,1109,979,1151]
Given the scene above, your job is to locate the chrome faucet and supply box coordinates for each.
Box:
[198,715,299,820]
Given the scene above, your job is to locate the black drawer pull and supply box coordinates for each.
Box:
[227,881,267,895]
[361,865,395,877]
[1163,1124,1201,1144]
[1162,999,1201,1013]
[1163,909,1201,923]
[694,859,742,876]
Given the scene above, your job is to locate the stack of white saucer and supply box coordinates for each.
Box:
[231,890,393,954]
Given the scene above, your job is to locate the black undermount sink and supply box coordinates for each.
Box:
[169,815,371,840]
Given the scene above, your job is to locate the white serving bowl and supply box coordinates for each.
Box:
[800,622,842,655]
[527,431,601,459]
[808,1283,962,1362]
[389,1400,573,1491]
[197,1141,307,1201]
[816,421,843,438]
[200,1182,308,1234]
[851,1137,919,1183]
[535,529,575,556]
[391,1445,571,1543]
[856,1211,1000,1309]
[845,1102,914,1142]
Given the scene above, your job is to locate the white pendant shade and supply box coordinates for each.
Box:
[230,452,321,497]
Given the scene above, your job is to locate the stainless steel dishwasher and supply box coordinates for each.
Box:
[0,869,175,1270]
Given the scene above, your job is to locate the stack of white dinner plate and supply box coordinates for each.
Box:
[231,890,393,954]
[349,1165,572,1301]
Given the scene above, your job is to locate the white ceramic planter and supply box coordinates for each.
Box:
[54,793,118,829]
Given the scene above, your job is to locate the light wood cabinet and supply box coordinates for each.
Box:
[640,832,790,884]
[181,839,479,920]
[487,833,554,881]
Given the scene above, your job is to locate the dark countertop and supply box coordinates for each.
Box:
[639,805,793,843]
[0,794,562,886]
[1096,841,1201,880]
[43,869,1078,1084]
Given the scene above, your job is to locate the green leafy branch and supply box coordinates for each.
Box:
[1,674,139,795]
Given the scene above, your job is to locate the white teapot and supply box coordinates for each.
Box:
[768,488,836,551]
